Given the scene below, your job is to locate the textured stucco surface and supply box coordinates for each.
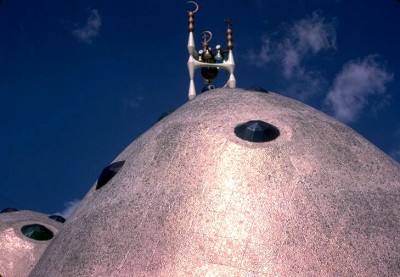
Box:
[31,88,400,276]
[0,210,62,277]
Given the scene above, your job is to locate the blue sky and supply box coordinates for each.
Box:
[1,0,399,216]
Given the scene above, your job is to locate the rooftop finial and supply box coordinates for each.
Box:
[225,18,233,29]
[187,1,199,14]
[225,18,233,51]
[186,1,236,100]
[187,1,198,33]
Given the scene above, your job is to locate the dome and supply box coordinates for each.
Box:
[30,88,400,276]
[0,210,63,277]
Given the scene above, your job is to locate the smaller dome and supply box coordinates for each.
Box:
[0,210,63,277]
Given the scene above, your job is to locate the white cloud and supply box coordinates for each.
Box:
[123,96,144,110]
[248,37,271,67]
[281,46,300,78]
[286,68,326,100]
[325,56,393,123]
[56,199,81,219]
[249,12,336,69]
[72,9,101,44]
[281,11,336,78]
[293,12,337,54]
[389,128,400,162]
[248,11,336,99]
[390,148,400,162]
[394,125,400,137]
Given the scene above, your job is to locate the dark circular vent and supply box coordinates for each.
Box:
[0,207,18,213]
[245,86,269,93]
[96,161,126,190]
[21,224,54,241]
[157,110,175,122]
[49,215,66,223]
[234,120,280,142]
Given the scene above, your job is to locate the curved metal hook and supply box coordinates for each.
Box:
[202,31,213,43]
[187,1,199,14]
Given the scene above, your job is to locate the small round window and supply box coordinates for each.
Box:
[234,120,280,142]
[21,224,54,241]
[96,160,126,190]
[48,215,66,223]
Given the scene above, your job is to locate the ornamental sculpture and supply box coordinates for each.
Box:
[187,1,236,100]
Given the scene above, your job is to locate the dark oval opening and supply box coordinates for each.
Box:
[48,215,66,223]
[21,224,54,241]
[0,207,18,213]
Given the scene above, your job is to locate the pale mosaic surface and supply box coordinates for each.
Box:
[30,88,400,276]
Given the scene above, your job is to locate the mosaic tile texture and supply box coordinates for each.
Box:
[30,88,400,276]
